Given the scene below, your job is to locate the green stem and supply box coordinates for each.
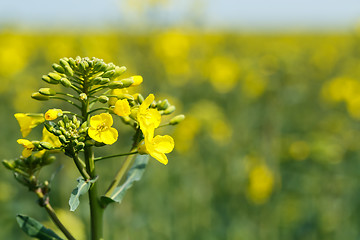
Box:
[35,189,76,240]
[94,151,138,162]
[104,152,136,198]
[50,96,82,109]
[88,107,111,115]
[71,151,90,180]
[82,77,104,240]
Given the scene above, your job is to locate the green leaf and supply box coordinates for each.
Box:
[69,176,98,211]
[101,154,149,205]
[16,214,63,240]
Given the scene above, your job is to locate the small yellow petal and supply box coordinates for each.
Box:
[22,148,33,158]
[14,113,45,137]
[152,135,174,154]
[131,75,143,86]
[114,99,131,117]
[139,94,155,112]
[100,113,113,127]
[101,128,118,145]
[89,115,103,128]
[149,151,168,165]
[88,127,102,143]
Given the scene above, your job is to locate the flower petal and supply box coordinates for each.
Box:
[22,148,33,158]
[15,113,45,137]
[148,150,168,165]
[100,113,113,127]
[152,135,174,154]
[101,127,118,145]
[88,127,102,143]
[114,99,131,117]
[89,115,103,128]
[139,94,154,112]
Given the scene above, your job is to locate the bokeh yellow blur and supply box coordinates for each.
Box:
[1,28,360,239]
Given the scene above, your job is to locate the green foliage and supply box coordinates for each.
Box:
[101,154,149,206]
[16,214,63,240]
[69,177,98,212]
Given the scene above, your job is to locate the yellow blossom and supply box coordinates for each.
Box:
[88,113,118,145]
[137,94,161,135]
[45,109,63,120]
[114,99,131,117]
[41,127,61,148]
[14,113,45,137]
[138,131,175,165]
[17,139,35,158]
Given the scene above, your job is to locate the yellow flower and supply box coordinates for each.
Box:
[138,131,175,165]
[88,113,118,145]
[17,139,35,158]
[137,94,161,135]
[113,99,131,117]
[45,109,63,120]
[41,127,61,148]
[14,113,45,137]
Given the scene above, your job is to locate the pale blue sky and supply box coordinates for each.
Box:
[0,0,360,31]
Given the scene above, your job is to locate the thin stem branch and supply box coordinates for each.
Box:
[88,107,111,115]
[50,97,82,110]
[94,151,138,162]
[35,188,76,240]
[104,151,136,198]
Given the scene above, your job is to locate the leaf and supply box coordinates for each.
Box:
[16,214,63,240]
[101,154,149,205]
[69,176,98,211]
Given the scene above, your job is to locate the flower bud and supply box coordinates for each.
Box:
[48,72,62,81]
[99,78,110,85]
[42,75,59,84]
[108,81,124,89]
[60,78,72,88]
[40,142,53,150]
[79,93,87,101]
[164,105,176,115]
[98,96,109,103]
[137,140,148,155]
[2,160,15,170]
[169,114,185,125]
[93,60,103,71]
[120,78,135,88]
[158,99,169,110]
[38,88,56,96]
[102,69,115,78]
[64,65,74,76]
[75,142,85,151]
[68,58,76,68]
[32,92,50,101]
[59,135,67,144]
[112,66,127,78]
[59,59,70,69]
[135,93,144,104]
[52,63,65,74]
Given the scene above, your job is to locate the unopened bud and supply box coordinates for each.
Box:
[59,135,67,144]
[60,78,72,88]
[169,114,185,125]
[42,75,59,84]
[40,142,54,150]
[38,88,56,96]
[98,96,109,103]
[42,155,56,165]
[68,58,76,68]
[136,93,144,104]
[64,65,74,76]
[52,63,65,74]
[32,92,49,101]
[2,160,15,170]
[75,142,85,151]
[48,72,62,81]
[158,99,169,110]
[164,105,176,115]
[102,69,115,78]
[112,66,127,78]
[99,78,110,85]
[79,93,87,101]
[120,78,134,88]
[108,81,124,89]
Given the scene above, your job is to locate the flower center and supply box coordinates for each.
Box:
[97,123,108,132]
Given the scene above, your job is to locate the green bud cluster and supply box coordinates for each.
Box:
[2,152,56,185]
[44,115,87,154]
[152,99,176,115]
